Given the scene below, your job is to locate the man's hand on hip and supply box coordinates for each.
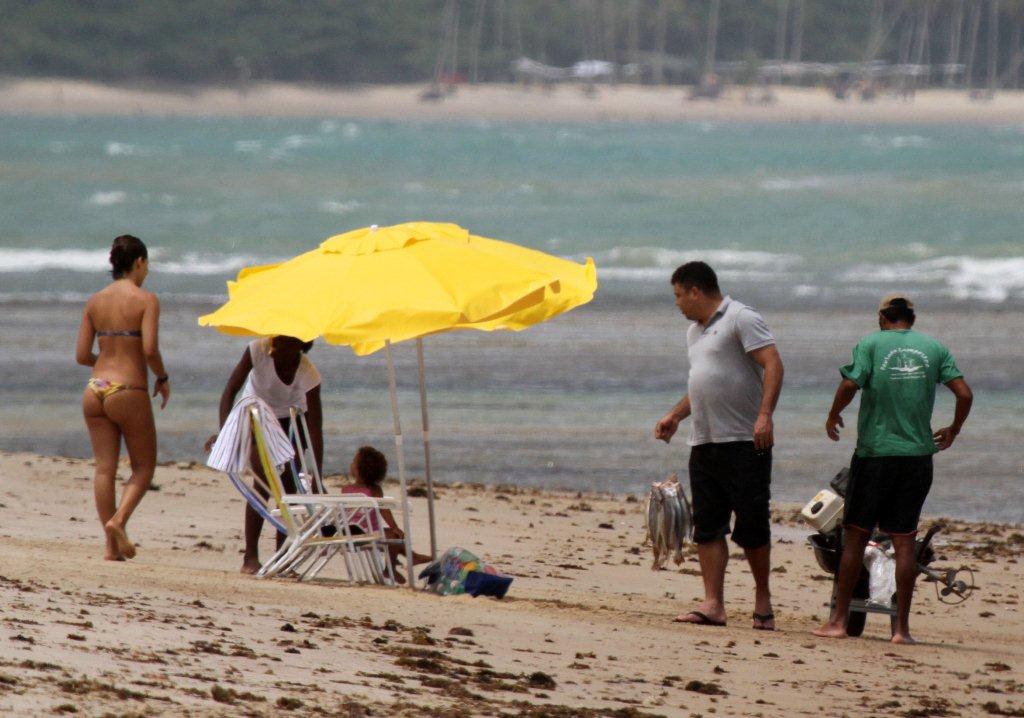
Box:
[933,426,959,451]
[753,412,774,450]
[655,414,680,443]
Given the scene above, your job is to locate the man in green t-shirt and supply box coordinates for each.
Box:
[813,293,973,644]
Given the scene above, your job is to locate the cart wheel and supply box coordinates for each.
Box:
[846,570,870,637]
[846,609,867,637]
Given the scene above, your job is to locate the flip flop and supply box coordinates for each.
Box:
[673,611,726,627]
[752,612,776,631]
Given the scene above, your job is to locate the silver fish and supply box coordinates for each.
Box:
[644,473,693,569]
[645,483,666,569]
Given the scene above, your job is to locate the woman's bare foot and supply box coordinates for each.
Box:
[891,632,917,645]
[812,622,848,638]
[240,558,262,575]
[103,534,123,561]
[104,521,136,559]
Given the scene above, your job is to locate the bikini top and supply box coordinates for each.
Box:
[96,329,142,337]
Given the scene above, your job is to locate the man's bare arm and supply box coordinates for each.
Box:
[934,378,973,450]
[655,395,690,443]
[749,344,784,450]
[826,378,860,441]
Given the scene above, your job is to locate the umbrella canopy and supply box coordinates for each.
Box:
[198,221,597,583]
[199,222,596,353]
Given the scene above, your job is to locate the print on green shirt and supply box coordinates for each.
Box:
[840,330,963,458]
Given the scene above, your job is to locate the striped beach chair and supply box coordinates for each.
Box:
[227,406,398,585]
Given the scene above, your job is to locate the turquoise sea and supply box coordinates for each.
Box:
[0,117,1021,522]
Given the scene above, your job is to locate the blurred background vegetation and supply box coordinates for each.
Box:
[1,0,1021,87]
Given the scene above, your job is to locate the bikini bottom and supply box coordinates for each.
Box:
[87,377,146,401]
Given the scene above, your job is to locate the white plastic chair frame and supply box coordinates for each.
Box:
[241,406,398,585]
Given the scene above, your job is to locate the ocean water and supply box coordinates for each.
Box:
[0,117,1021,523]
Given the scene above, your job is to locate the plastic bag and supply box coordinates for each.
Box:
[864,543,896,607]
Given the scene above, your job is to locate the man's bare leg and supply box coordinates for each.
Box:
[745,544,774,629]
[675,538,728,624]
[813,527,871,638]
[890,535,918,644]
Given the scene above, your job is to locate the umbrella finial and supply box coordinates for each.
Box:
[370,224,378,231]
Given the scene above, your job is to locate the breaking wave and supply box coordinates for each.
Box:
[87,190,127,206]
[0,248,279,276]
[1,246,1019,303]
[840,255,1024,303]
[593,246,803,282]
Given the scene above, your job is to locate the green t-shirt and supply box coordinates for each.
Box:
[840,329,963,458]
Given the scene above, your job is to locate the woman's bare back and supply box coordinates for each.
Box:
[86,281,157,387]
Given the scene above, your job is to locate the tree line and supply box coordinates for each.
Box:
[1,1,1021,89]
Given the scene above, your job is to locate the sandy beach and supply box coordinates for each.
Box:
[3,78,1024,125]
[0,450,1021,717]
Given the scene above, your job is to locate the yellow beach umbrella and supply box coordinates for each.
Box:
[201,222,595,352]
[199,222,597,572]
[349,231,597,354]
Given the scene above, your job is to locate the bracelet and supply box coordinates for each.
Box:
[155,375,169,385]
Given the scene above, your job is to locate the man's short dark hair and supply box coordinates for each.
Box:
[880,299,916,326]
[671,261,720,295]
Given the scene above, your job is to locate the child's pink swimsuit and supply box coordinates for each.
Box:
[341,485,382,533]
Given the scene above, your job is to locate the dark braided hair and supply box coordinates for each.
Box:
[109,235,147,279]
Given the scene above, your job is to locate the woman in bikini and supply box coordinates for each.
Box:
[76,235,170,561]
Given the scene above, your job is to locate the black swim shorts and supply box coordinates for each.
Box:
[843,454,933,536]
[688,441,772,549]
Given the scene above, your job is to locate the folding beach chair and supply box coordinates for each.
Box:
[225,406,399,585]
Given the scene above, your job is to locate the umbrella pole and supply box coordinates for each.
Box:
[385,340,416,588]
[416,338,437,560]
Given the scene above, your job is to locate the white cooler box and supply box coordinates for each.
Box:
[800,489,844,533]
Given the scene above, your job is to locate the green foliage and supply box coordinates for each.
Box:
[0,1,1020,85]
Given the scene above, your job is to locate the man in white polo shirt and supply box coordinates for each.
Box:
[655,261,784,630]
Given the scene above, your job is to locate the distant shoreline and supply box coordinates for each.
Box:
[3,77,1024,125]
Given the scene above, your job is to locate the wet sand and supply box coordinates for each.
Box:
[0,451,1021,716]
[3,79,1024,125]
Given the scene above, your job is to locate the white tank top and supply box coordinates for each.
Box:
[241,338,321,418]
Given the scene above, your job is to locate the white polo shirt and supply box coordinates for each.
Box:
[685,296,776,446]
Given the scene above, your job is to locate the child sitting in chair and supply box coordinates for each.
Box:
[343,446,431,584]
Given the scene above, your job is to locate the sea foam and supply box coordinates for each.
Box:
[0,248,277,277]
[87,191,127,206]
[840,256,1024,302]
[594,247,803,282]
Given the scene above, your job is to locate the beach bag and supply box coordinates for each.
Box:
[418,547,513,598]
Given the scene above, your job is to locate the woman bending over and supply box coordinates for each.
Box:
[206,336,322,573]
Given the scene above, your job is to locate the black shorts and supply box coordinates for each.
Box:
[688,441,772,549]
[844,455,933,536]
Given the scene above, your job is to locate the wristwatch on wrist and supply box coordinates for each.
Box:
[155,374,169,385]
